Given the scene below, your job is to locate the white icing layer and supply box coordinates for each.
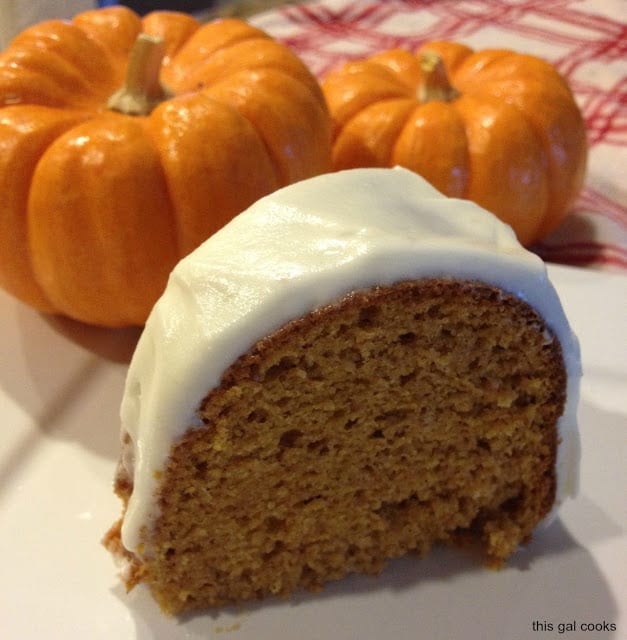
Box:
[119,167,581,553]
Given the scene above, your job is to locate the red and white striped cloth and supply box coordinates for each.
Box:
[251,0,627,272]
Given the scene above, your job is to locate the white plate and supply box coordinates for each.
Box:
[1,264,625,640]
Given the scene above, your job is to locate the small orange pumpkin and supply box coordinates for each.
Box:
[0,6,331,327]
[322,42,587,247]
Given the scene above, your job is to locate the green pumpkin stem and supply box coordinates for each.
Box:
[107,34,172,115]
[417,51,460,103]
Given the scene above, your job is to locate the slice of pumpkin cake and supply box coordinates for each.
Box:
[105,167,580,614]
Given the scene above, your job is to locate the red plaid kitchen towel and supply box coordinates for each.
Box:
[252,0,627,272]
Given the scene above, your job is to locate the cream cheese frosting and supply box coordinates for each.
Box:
[118,167,581,553]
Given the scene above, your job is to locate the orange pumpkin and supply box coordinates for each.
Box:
[0,6,331,327]
[322,42,587,247]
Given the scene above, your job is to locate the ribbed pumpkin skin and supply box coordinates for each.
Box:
[322,41,587,247]
[0,7,331,327]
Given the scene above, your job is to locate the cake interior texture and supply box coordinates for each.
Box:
[108,278,567,614]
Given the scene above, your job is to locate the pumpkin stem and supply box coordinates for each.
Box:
[107,34,172,116]
[417,51,459,103]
